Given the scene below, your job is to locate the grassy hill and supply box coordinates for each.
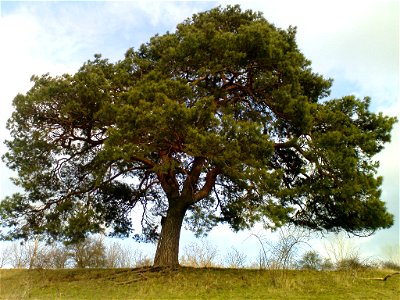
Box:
[1,267,399,299]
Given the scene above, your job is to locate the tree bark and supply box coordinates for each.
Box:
[153,200,188,267]
[153,165,220,267]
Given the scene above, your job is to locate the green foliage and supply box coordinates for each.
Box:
[0,5,397,246]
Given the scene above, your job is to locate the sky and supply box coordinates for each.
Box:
[0,0,398,264]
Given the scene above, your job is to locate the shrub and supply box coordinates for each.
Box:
[68,236,107,268]
[180,240,219,268]
[336,257,366,270]
[224,247,247,268]
[320,258,334,271]
[298,250,323,270]
[381,260,400,271]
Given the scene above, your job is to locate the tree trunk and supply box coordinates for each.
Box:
[29,238,39,269]
[153,201,187,267]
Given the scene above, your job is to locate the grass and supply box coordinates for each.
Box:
[0,267,399,299]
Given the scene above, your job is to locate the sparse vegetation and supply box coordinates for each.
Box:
[224,247,247,268]
[381,260,400,271]
[0,267,399,299]
[2,4,396,269]
[0,235,153,269]
[1,231,397,273]
[380,244,400,271]
[180,240,219,268]
[1,231,399,298]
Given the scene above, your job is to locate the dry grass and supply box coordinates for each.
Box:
[0,267,399,299]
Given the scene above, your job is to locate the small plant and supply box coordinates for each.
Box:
[336,257,365,270]
[224,247,247,268]
[320,258,334,271]
[180,239,219,268]
[36,242,72,269]
[250,226,312,288]
[381,260,400,271]
[324,233,365,270]
[257,226,311,270]
[380,244,400,271]
[68,235,107,268]
[132,250,153,268]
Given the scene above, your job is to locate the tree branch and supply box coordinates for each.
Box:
[193,167,220,202]
[274,138,298,149]
[181,157,206,198]
[157,150,180,200]
[130,155,155,169]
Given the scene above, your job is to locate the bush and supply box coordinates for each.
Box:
[180,240,219,267]
[35,243,71,269]
[381,260,400,271]
[336,257,366,270]
[224,247,247,268]
[252,226,311,270]
[68,236,107,268]
[320,258,334,271]
[298,250,322,270]
[132,250,153,268]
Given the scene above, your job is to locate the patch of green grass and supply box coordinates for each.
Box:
[0,267,399,299]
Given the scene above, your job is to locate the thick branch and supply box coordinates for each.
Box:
[34,164,143,212]
[157,150,180,200]
[181,157,206,198]
[274,138,298,149]
[193,167,220,202]
[130,155,155,169]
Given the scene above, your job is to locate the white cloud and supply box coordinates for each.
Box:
[0,1,216,197]
[0,4,90,187]
[217,0,399,257]
[218,0,398,111]
[0,1,398,260]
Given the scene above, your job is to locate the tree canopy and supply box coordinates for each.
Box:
[1,5,397,267]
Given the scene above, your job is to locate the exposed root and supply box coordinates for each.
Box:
[113,266,179,285]
[360,272,400,281]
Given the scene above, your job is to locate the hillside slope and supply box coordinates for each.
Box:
[1,267,399,299]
